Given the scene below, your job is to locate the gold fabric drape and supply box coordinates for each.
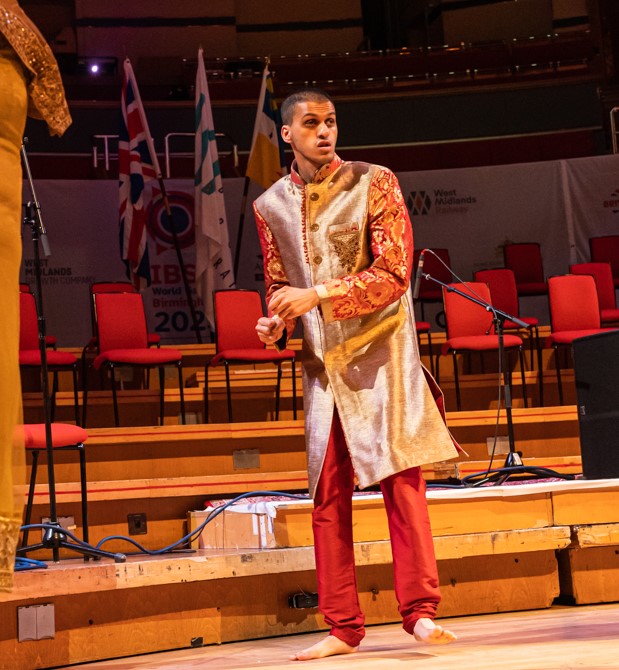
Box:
[0,2,70,589]
[0,38,27,592]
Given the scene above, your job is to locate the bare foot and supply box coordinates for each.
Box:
[413,617,457,645]
[290,634,358,661]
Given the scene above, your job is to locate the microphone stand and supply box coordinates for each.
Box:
[419,271,573,486]
[17,139,125,563]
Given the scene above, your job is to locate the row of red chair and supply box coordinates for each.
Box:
[19,283,298,428]
[430,272,618,409]
[19,282,185,428]
[17,287,296,556]
[414,236,619,312]
[413,239,619,408]
[501,237,619,301]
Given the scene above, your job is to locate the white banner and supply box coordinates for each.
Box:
[398,153,619,326]
[562,154,619,264]
[21,153,619,346]
[21,178,265,346]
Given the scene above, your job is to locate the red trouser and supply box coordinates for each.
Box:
[312,410,441,648]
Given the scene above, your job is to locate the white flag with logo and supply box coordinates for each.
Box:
[194,47,235,330]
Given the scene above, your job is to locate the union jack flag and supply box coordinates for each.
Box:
[119,58,160,289]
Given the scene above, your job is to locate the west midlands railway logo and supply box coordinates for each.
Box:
[407,191,433,215]
[408,188,477,215]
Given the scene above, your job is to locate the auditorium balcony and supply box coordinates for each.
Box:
[24,29,612,180]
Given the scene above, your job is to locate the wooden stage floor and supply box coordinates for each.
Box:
[61,603,619,669]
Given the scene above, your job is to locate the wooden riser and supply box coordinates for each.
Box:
[21,405,582,485]
[26,331,581,424]
[21,459,584,556]
[0,549,563,670]
[18,403,586,552]
[5,480,618,669]
[559,545,619,604]
[24,366,580,426]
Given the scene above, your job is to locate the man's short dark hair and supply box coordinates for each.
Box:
[280,88,334,125]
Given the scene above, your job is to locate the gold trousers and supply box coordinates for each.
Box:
[0,46,27,591]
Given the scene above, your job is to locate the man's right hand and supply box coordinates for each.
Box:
[255,314,286,345]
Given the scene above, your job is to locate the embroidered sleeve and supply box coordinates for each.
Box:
[320,167,413,321]
[0,4,72,136]
[254,203,296,343]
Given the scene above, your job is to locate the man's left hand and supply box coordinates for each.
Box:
[268,286,320,320]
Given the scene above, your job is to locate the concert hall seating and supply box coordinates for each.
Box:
[413,248,452,322]
[504,242,548,298]
[437,281,527,411]
[475,268,542,404]
[204,289,297,423]
[570,262,619,325]
[546,274,616,405]
[589,235,619,288]
[19,423,90,550]
[19,292,80,424]
[82,292,185,427]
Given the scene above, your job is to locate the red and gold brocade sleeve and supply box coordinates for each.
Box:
[316,167,414,322]
[253,203,297,343]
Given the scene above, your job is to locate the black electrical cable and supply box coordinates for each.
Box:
[16,490,310,570]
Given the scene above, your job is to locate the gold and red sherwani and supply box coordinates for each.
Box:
[254,155,458,497]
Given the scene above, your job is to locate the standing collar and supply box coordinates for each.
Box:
[290,155,343,186]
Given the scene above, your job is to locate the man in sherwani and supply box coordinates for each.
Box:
[254,88,458,661]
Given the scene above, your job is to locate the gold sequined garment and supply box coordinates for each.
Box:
[0,43,27,592]
[254,157,458,496]
[0,1,71,136]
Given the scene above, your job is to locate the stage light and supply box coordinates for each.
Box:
[76,57,118,77]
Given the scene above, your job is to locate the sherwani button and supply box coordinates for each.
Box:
[310,224,320,232]
[310,192,319,201]
[313,255,323,265]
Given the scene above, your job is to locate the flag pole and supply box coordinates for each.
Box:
[237,57,270,282]
[157,179,203,344]
[124,59,202,343]
[234,175,251,279]
[194,47,236,335]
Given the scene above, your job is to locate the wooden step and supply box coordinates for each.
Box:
[23,407,583,487]
[27,326,581,425]
[31,365,578,426]
[7,478,619,669]
[19,402,585,551]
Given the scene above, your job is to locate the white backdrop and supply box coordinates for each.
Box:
[21,153,619,346]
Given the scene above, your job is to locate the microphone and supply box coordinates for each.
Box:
[412,249,426,300]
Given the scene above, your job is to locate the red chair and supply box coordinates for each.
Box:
[81,282,161,395]
[82,292,185,427]
[570,262,619,325]
[89,282,160,347]
[590,235,619,288]
[438,282,527,411]
[546,274,617,405]
[504,242,547,297]
[413,248,452,321]
[19,283,56,349]
[474,268,542,405]
[205,290,297,423]
[19,423,90,549]
[19,292,80,424]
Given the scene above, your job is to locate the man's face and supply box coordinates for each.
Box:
[281,99,338,169]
